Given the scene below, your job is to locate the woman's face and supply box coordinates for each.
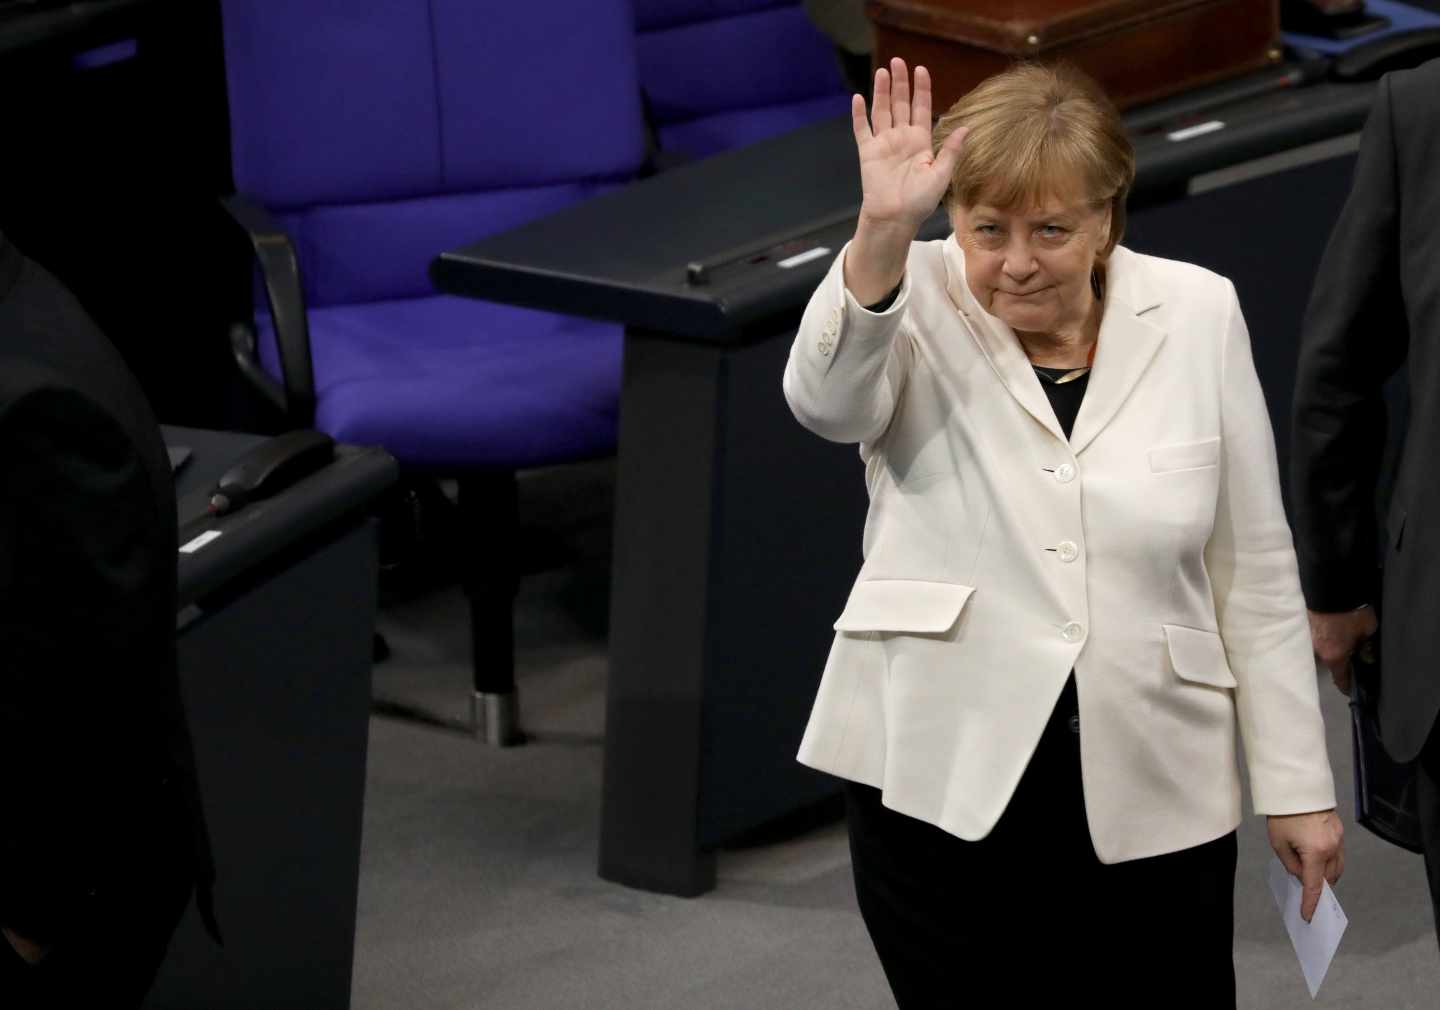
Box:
[951,192,1111,338]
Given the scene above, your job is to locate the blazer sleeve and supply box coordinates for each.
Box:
[1289,73,1410,612]
[782,241,915,445]
[1206,282,1337,816]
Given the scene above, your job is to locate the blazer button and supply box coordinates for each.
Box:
[1056,540,1079,563]
[1067,714,1081,734]
[1062,621,1084,643]
[1054,463,1076,483]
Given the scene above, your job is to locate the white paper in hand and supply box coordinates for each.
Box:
[1266,855,1347,998]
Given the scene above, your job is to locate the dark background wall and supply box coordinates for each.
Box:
[0,0,278,433]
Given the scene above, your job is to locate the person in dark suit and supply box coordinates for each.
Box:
[1291,58,1440,951]
[0,229,213,1006]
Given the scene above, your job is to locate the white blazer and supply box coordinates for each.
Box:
[784,237,1335,864]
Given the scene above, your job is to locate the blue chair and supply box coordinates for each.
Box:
[218,0,648,744]
[634,0,852,160]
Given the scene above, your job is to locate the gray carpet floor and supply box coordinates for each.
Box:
[358,461,1437,1009]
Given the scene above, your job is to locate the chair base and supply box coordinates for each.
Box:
[470,690,522,747]
[370,689,521,746]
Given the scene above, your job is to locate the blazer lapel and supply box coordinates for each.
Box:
[1067,247,1166,455]
[942,237,1066,443]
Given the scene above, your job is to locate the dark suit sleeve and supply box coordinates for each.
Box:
[1289,74,1410,613]
[0,386,160,698]
[0,383,165,939]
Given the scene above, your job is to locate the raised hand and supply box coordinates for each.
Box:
[853,59,968,235]
[844,59,967,305]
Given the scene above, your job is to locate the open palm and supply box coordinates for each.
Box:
[853,59,968,233]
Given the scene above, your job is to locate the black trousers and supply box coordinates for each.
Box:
[0,779,195,1010]
[1415,718,1440,956]
[846,676,1238,1009]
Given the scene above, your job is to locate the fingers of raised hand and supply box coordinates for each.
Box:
[871,59,924,134]
[889,58,911,130]
[872,67,892,133]
[932,124,969,181]
[851,93,871,143]
[913,64,932,126]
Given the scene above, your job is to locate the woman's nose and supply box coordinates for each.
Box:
[1003,253,1037,281]
[1001,237,1037,280]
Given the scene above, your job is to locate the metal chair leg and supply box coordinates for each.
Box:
[469,690,521,747]
[457,471,523,746]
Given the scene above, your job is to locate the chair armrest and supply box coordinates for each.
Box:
[220,193,317,426]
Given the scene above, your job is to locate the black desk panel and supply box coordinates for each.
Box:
[147,427,396,1010]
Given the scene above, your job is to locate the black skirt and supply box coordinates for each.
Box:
[845,674,1238,1009]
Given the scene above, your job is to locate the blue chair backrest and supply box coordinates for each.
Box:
[220,0,648,308]
[633,0,846,151]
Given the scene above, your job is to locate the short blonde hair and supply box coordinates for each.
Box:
[933,62,1134,258]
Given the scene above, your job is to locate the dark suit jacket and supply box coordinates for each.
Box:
[0,231,212,941]
[1291,59,1440,763]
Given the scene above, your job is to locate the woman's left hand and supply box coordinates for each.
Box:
[1267,809,1345,923]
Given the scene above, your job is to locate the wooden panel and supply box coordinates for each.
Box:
[869,0,1280,112]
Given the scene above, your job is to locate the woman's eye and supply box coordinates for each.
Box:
[1039,225,1067,239]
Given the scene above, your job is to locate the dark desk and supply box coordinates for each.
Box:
[145,427,396,1010]
[431,79,1373,339]
[432,75,1377,897]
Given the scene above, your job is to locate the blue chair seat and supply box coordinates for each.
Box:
[260,296,622,471]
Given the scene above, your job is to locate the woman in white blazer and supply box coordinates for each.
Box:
[783,61,1344,1007]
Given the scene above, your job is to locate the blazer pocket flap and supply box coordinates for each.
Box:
[1148,437,1221,473]
[834,580,975,634]
[1163,624,1237,689]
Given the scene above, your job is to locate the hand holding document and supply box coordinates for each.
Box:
[1267,855,1348,998]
